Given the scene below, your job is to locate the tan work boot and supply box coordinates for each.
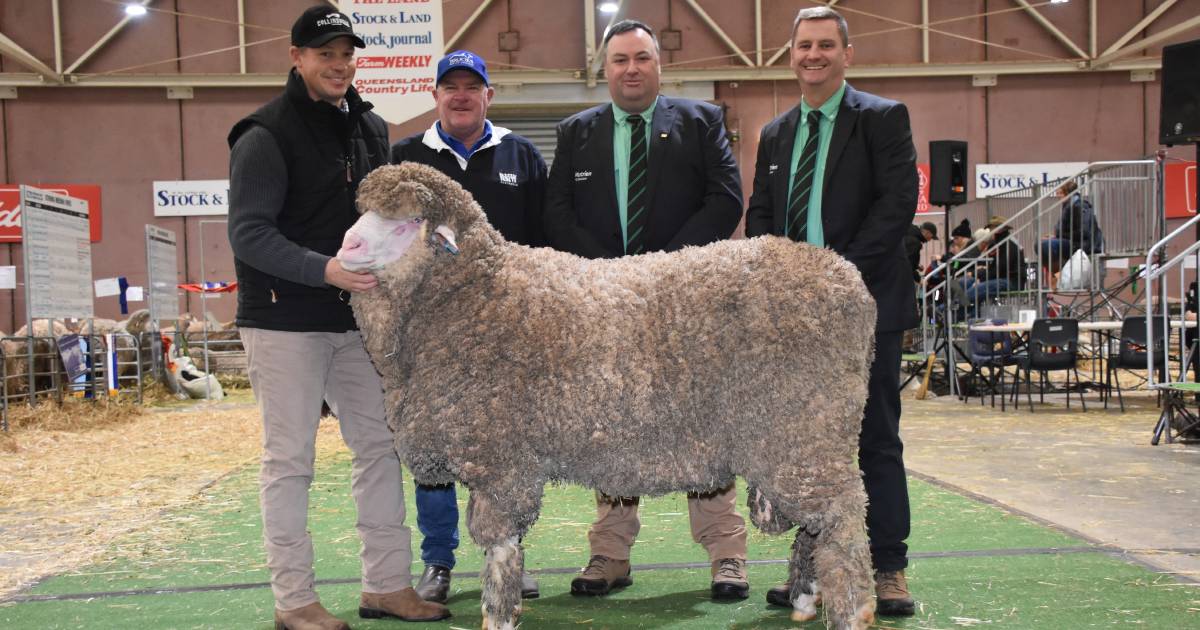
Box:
[710,558,750,600]
[569,555,632,596]
[359,587,451,622]
[274,602,350,630]
[874,569,915,616]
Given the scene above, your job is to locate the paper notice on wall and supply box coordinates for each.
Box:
[0,266,14,289]
[94,277,121,297]
[126,286,144,301]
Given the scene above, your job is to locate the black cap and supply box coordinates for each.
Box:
[919,221,938,238]
[291,5,366,49]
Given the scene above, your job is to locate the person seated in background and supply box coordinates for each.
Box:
[904,221,937,282]
[926,219,976,320]
[1186,280,1198,384]
[965,218,1026,317]
[926,219,973,285]
[1039,180,1104,288]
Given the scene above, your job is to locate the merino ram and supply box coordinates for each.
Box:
[338,163,877,630]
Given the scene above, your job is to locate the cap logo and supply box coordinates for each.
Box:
[448,53,474,67]
[316,13,351,29]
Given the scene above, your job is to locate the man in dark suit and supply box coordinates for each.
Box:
[544,19,747,601]
[744,6,918,617]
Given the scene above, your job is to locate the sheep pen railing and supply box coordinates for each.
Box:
[0,331,154,430]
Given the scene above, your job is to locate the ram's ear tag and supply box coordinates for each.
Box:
[432,224,458,255]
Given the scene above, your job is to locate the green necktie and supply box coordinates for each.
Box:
[787,111,822,242]
[626,115,648,255]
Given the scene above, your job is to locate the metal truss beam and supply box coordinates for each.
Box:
[0,57,1163,90]
[64,0,154,75]
[1091,13,1200,69]
[682,0,753,67]
[0,33,61,83]
[445,0,496,52]
[1013,0,1087,59]
[1100,0,1176,58]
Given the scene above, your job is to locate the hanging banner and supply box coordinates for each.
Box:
[975,162,1087,198]
[915,164,931,214]
[344,0,443,125]
[153,180,229,216]
[1164,161,1196,219]
[0,184,102,243]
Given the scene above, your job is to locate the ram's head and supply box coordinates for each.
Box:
[337,164,460,271]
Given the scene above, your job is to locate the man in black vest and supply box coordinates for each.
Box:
[227,6,449,629]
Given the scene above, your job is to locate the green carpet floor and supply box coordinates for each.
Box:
[3,447,1197,628]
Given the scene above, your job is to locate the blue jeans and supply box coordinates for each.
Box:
[415,483,459,569]
[965,278,1010,312]
[1040,238,1072,270]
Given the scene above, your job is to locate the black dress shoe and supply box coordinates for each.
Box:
[765,583,791,608]
[520,572,540,599]
[414,564,451,604]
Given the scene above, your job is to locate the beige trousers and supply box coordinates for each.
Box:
[242,328,413,611]
[588,482,747,562]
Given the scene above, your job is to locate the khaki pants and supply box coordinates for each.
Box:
[242,328,413,611]
[588,483,747,562]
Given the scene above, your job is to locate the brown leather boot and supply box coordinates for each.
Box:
[273,602,350,630]
[359,587,451,622]
[569,555,632,596]
[875,570,915,616]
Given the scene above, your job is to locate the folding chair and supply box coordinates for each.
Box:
[1104,316,1165,412]
[965,322,1021,410]
[1018,318,1087,411]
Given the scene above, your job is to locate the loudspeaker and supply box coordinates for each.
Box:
[929,140,968,207]
[1160,38,1200,146]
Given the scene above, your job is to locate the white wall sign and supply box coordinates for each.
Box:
[94,277,121,297]
[21,185,94,319]
[975,162,1088,198]
[153,180,229,216]
[344,0,443,125]
[145,225,180,321]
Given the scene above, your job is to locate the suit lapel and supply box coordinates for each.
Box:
[823,86,859,202]
[589,106,619,223]
[774,106,801,235]
[645,96,675,218]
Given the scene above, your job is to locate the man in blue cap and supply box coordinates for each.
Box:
[228,5,451,628]
[391,49,547,604]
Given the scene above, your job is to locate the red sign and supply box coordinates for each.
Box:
[1164,162,1196,219]
[0,184,103,243]
[916,163,931,213]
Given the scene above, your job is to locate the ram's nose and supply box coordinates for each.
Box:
[336,232,372,270]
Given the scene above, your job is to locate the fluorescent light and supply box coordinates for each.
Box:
[598,2,619,14]
[124,4,147,16]
[1050,0,1069,4]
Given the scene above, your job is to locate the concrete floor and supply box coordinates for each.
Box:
[902,391,1200,583]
